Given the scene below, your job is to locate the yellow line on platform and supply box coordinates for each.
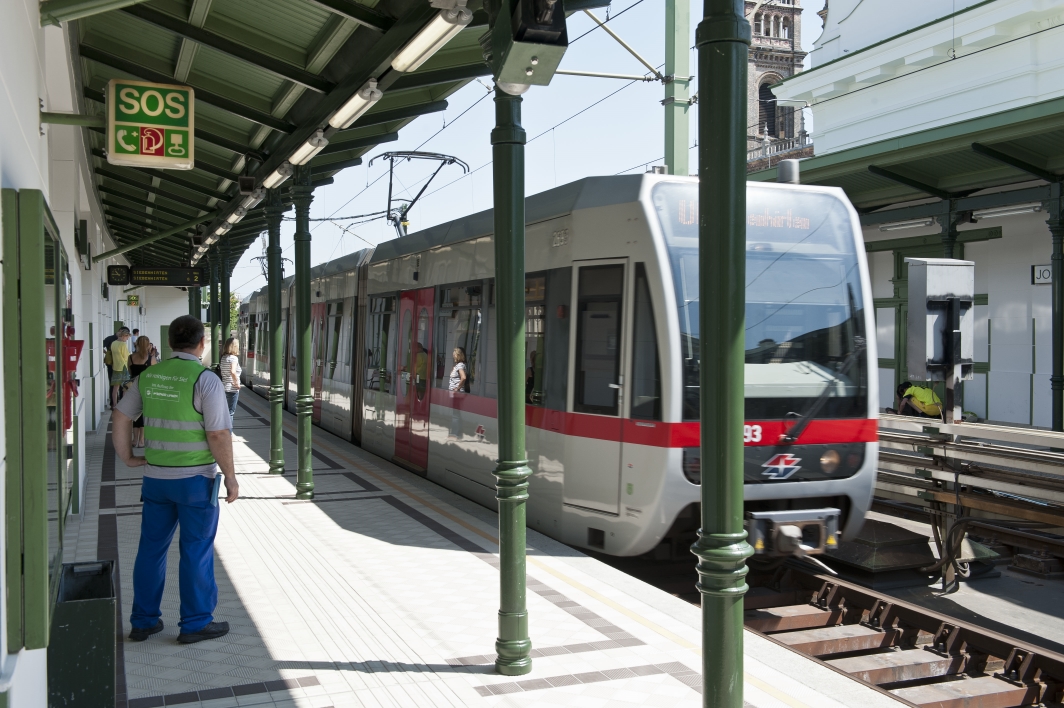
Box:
[243,394,820,708]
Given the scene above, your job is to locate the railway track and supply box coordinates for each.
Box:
[597,555,1064,707]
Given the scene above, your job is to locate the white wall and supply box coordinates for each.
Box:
[865,209,1056,426]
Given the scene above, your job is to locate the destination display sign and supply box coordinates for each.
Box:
[106,78,195,170]
[107,266,206,287]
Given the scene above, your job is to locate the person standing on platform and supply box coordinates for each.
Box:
[219,337,242,424]
[109,328,132,409]
[127,335,157,448]
[103,330,118,406]
[112,315,239,644]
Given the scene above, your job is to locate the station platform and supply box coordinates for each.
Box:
[73,391,905,708]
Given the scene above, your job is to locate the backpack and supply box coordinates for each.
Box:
[104,346,113,367]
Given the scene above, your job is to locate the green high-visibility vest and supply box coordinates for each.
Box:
[904,385,942,417]
[141,357,216,468]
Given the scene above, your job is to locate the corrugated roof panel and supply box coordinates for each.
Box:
[209,0,334,60]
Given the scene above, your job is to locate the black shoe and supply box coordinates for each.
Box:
[129,620,164,641]
[177,621,230,644]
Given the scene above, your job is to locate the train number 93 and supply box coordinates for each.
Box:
[743,424,763,444]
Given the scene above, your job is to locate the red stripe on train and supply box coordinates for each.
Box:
[429,389,877,447]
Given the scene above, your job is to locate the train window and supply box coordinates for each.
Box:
[325,301,343,380]
[435,284,482,394]
[365,296,395,393]
[574,264,625,415]
[630,264,662,420]
[525,275,547,405]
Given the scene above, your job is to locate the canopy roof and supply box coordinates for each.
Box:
[749,95,1064,225]
[72,0,503,270]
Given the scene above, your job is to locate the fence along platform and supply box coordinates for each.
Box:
[75,392,904,708]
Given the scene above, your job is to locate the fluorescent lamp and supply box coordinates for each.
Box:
[879,218,934,232]
[391,2,472,73]
[973,203,1042,219]
[328,79,383,130]
[263,161,294,188]
[215,223,232,235]
[226,207,247,224]
[289,130,329,166]
[242,188,266,209]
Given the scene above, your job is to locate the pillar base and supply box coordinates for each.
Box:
[268,384,285,474]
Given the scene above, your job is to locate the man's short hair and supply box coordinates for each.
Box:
[897,381,913,397]
[132,328,140,334]
[169,315,205,350]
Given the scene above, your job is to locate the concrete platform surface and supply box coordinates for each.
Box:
[72,392,904,708]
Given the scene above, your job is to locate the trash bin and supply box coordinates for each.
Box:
[48,561,116,708]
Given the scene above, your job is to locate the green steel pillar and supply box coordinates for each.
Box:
[491,85,532,677]
[266,189,287,474]
[292,165,315,499]
[1049,185,1064,431]
[692,2,753,706]
[209,258,220,366]
[221,236,231,338]
[188,286,196,317]
[665,0,691,176]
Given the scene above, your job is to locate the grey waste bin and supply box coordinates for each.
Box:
[48,561,116,708]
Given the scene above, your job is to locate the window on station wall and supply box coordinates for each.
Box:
[525,275,547,405]
[365,296,396,392]
[435,282,483,395]
[630,264,662,420]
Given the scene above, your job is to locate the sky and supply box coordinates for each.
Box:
[229,0,826,298]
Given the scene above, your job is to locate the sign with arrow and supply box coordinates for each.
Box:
[106,78,194,170]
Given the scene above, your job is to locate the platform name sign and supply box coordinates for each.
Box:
[106,78,194,170]
[106,266,205,287]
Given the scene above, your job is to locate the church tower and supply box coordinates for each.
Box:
[746,0,808,146]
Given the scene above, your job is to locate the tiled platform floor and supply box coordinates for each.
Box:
[74,390,903,708]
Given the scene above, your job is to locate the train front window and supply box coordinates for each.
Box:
[654,182,867,421]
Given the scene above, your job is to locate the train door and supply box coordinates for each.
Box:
[394,287,434,471]
[311,301,327,424]
[564,260,628,515]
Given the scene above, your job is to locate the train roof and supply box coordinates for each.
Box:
[369,175,644,265]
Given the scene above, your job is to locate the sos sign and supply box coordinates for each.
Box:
[106,79,194,170]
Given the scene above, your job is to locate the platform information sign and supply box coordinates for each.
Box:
[106,78,194,170]
[107,266,206,287]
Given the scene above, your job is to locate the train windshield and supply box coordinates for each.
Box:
[653,182,867,421]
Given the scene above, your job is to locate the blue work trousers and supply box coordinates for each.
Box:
[130,475,220,632]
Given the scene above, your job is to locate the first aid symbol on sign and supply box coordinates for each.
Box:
[761,453,802,480]
[107,78,194,170]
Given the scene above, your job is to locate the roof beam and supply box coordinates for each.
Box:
[971,142,1060,183]
[95,212,217,262]
[346,100,448,131]
[318,131,399,157]
[868,165,952,201]
[388,64,492,92]
[104,200,186,228]
[312,156,363,175]
[90,147,240,184]
[95,168,211,211]
[105,212,196,239]
[79,44,295,133]
[302,0,394,32]
[40,0,145,25]
[120,163,232,201]
[111,231,189,258]
[98,186,200,220]
[121,5,334,94]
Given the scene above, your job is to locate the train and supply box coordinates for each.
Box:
[237,174,878,558]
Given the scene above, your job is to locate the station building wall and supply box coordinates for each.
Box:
[865,208,1056,427]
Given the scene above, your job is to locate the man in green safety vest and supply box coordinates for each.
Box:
[112,315,239,644]
[895,381,942,418]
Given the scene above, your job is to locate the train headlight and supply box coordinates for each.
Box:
[820,449,840,474]
[682,448,701,485]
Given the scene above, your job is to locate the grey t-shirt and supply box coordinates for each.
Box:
[116,352,231,479]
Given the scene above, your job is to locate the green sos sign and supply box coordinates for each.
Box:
[106,79,194,170]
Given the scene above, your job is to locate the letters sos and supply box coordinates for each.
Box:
[118,87,186,119]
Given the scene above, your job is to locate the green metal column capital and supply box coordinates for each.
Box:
[692,1,754,706]
[292,165,315,499]
[491,85,532,677]
[266,189,287,474]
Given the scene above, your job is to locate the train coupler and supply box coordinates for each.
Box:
[745,508,841,560]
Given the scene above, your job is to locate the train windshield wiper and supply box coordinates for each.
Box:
[779,284,864,445]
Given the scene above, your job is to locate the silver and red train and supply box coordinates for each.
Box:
[237,174,878,557]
